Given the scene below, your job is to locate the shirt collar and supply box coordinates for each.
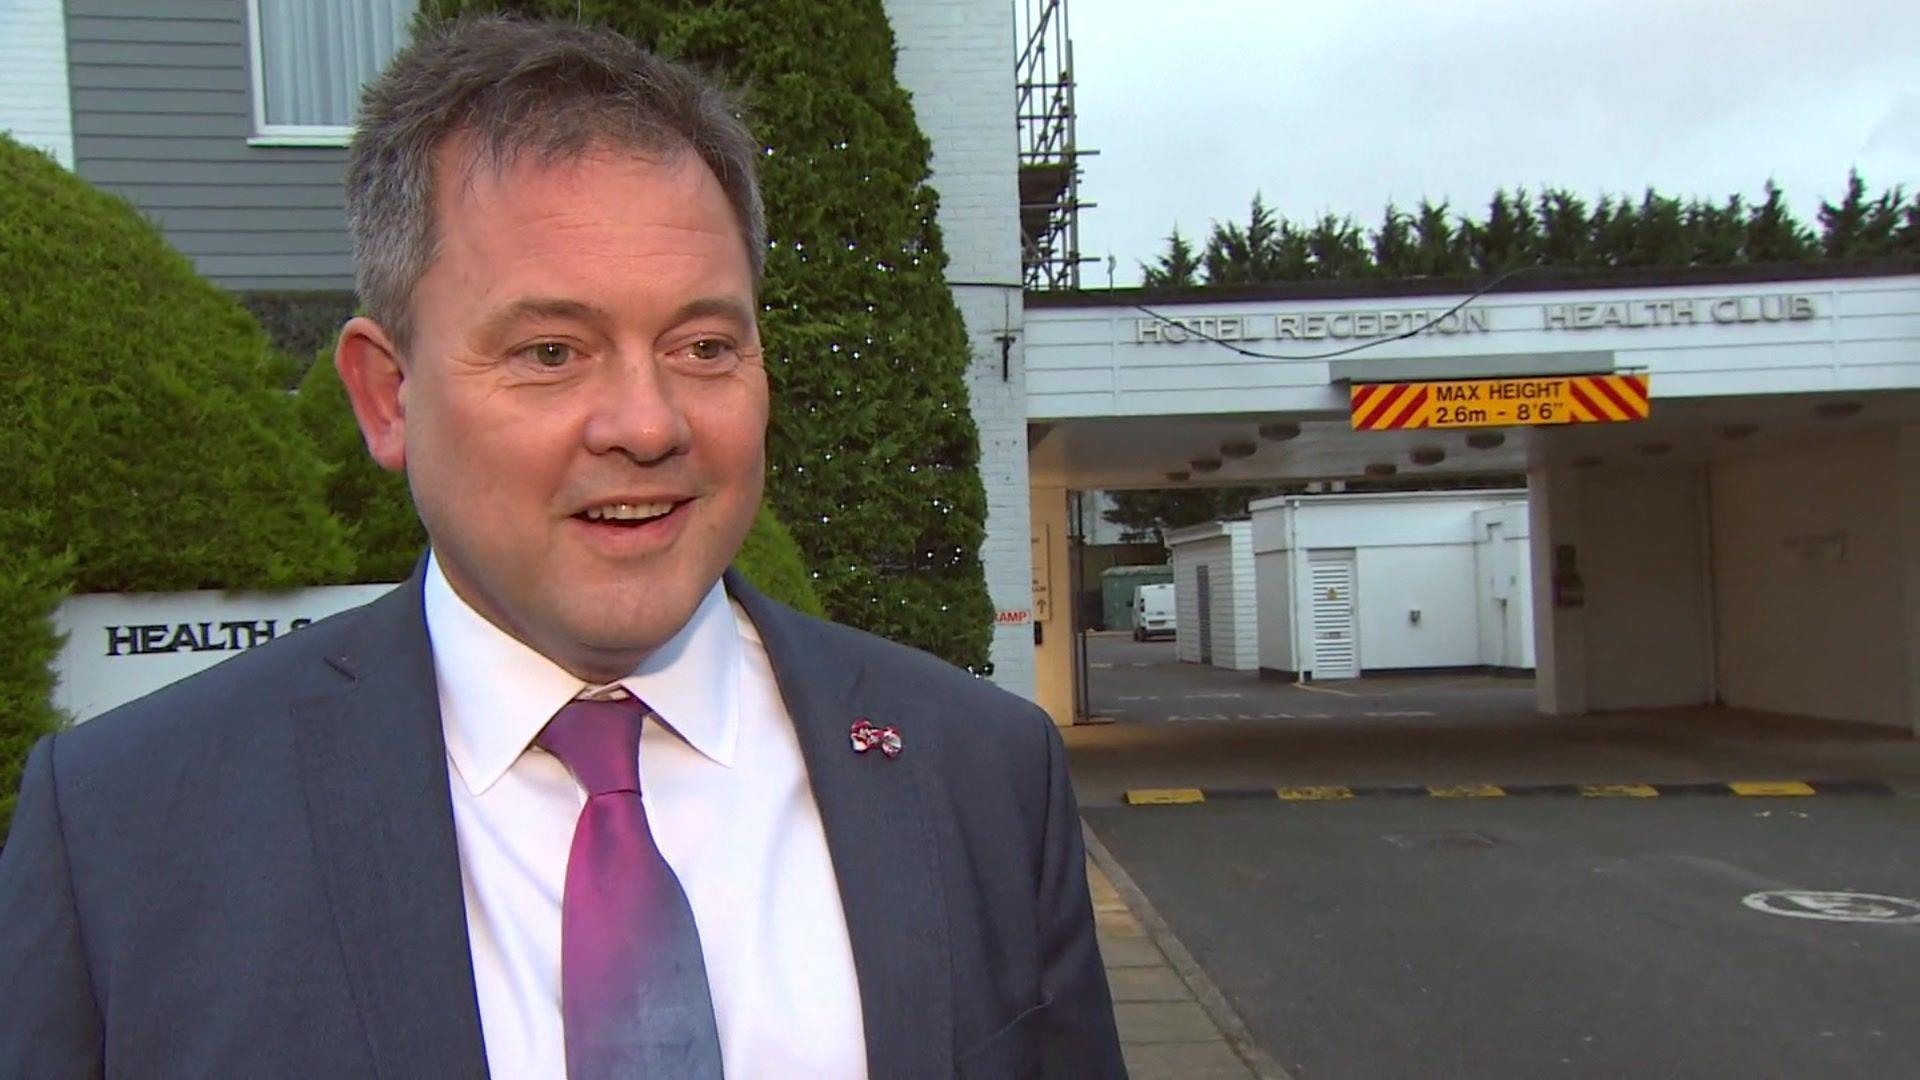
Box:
[426,553,741,797]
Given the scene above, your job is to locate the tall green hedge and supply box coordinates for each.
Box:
[0,136,352,594]
[422,1,997,673]
[0,134,359,836]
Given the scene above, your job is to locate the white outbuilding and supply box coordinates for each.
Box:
[1249,491,1533,680]
[1164,519,1258,671]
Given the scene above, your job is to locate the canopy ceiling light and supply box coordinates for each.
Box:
[1258,421,1302,442]
[1190,457,1223,473]
[1220,438,1258,459]
[1410,447,1446,467]
[1465,431,1505,450]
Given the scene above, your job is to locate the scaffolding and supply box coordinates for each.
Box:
[1015,0,1094,290]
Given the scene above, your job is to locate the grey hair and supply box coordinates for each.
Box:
[344,16,765,352]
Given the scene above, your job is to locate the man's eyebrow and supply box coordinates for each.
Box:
[474,297,612,342]
[667,296,757,330]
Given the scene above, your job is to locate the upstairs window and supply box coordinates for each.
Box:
[247,0,417,144]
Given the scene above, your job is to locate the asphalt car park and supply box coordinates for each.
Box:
[1067,633,1920,1078]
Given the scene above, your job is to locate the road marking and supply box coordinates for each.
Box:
[1580,784,1661,798]
[1742,891,1920,924]
[1125,788,1205,806]
[1276,786,1354,801]
[1729,780,1817,797]
[1428,784,1507,798]
[1293,682,1360,698]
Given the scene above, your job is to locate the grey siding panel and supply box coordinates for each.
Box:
[114,183,343,209]
[75,112,250,137]
[81,137,348,164]
[68,0,355,290]
[71,89,250,115]
[150,207,350,231]
[69,41,241,68]
[168,231,352,255]
[72,16,239,45]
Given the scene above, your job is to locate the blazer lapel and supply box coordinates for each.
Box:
[727,572,955,1079]
[292,570,490,1078]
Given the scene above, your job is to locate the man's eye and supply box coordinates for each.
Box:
[687,338,733,361]
[519,342,575,368]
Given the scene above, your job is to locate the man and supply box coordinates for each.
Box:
[0,17,1124,1079]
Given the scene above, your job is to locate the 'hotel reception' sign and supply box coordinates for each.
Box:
[1133,292,1818,345]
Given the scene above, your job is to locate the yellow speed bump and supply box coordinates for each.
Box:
[1428,784,1507,798]
[1276,786,1354,801]
[1125,788,1205,806]
[1579,784,1661,798]
[1729,781,1817,797]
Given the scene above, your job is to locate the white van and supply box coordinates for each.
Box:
[1132,583,1176,641]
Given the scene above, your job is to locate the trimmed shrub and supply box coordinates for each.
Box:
[421,1,997,674]
[295,347,825,614]
[0,135,352,595]
[296,351,429,583]
[236,290,358,385]
[0,550,68,841]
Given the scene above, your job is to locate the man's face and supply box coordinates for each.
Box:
[351,141,767,681]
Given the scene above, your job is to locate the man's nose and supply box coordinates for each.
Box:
[581,353,693,464]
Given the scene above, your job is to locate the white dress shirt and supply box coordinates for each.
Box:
[424,556,868,1078]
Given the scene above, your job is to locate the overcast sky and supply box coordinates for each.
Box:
[1065,0,1920,286]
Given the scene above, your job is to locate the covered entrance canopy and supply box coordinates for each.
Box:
[1021,263,1920,732]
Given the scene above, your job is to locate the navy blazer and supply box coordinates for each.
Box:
[0,568,1125,1078]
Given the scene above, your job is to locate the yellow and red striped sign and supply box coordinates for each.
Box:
[1350,373,1650,430]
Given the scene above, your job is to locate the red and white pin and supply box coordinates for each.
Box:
[849,719,902,760]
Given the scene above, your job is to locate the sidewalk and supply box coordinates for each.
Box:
[1085,832,1290,1080]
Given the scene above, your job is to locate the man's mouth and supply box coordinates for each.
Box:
[574,500,685,527]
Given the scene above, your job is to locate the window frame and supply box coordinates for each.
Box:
[243,0,359,147]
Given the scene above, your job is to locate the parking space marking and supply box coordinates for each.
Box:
[1120,780,1894,805]
[1729,781,1817,797]
[1580,784,1661,798]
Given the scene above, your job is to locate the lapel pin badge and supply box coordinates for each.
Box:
[850,718,903,760]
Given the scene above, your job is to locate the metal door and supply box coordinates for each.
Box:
[1196,564,1213,665]
[1309,550,1359,679]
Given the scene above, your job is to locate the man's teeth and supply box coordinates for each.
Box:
[584,502,675,522]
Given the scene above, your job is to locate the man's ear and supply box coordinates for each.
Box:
[335,315,409,473]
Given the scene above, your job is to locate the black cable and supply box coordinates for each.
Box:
[1130,264,1548,362]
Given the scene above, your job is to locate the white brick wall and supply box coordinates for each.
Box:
[884,0,1035,698]
[1,0,74,167]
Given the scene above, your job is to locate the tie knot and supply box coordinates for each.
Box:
[538,697,645,796]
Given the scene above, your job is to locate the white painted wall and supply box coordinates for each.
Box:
[1251,492,1531,674]
[1580,465,1715,710]
[53,584,399,723]
[1472,504,1535,669]
[1167,521,1257,671]
[1356,544,1481,669]
[1255,550,1294,673]
[1712,427,1918,729]
[883,0,1034,699]
[1,0,74,167]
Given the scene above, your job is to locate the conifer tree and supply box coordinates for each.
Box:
[421,0,993,669]
[1305,212,1370,278]
[1747,180,1816,262]
[1370,202,1415,276]
[1410,199,1472,276]
[1140,227,1201,287]
[1536,189,1592,267]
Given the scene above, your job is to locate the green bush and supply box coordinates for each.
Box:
[295,346,824,613]
[0,550,68,841]
[296,351,429,583]
[422,1,996,674]
[0,135,352,595]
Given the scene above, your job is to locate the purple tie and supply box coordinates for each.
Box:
[538,697,724,1079]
